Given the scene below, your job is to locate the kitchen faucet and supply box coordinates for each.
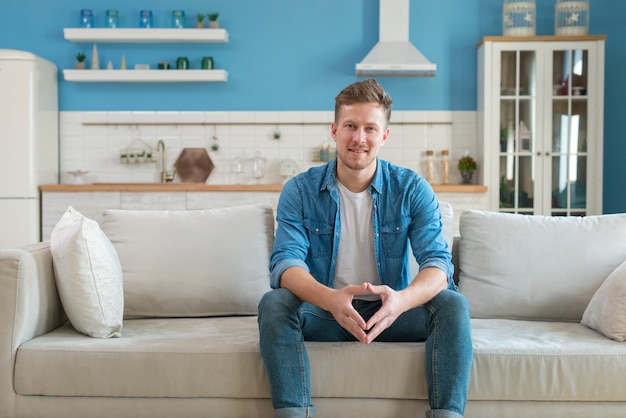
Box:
[156,140,175,183]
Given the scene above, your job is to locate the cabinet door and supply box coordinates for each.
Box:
[495,46,543,215]
[543,43,597,216]
[482,38,603,216]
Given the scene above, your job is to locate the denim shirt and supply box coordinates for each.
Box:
[269,158,455,291]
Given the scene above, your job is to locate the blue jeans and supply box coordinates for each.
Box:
[258,288,472,418]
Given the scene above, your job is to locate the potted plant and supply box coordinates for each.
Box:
[75,52,87,69]
[208,13,219,28]
[195,13,205,28]
[457,154,477,184]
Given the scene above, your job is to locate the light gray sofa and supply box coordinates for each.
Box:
[1,203,626,418]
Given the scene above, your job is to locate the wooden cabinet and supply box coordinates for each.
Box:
[63,28,229,82]
[477,36,605,215]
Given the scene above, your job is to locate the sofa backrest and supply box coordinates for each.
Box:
[101,204,274,319]
[458,210,626,321]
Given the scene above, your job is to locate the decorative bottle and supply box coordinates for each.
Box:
[425,150,435,184]
[91,44,99,70]
[441,150,450,185]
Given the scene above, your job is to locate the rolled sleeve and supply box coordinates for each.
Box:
[270,259,310,289]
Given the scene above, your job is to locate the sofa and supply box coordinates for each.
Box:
[1,202,626,418]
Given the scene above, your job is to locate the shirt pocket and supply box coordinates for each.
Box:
[380,216,410,259]
[304,219,334,259]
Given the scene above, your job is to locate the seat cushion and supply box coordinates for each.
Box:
[14,318,626,402]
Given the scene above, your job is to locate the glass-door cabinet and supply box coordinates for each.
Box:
[477,36,605,216]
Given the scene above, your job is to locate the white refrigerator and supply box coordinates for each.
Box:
[0,49,59,249]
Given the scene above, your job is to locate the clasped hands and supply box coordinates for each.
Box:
[327,282,406,345]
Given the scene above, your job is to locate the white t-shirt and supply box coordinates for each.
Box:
[334,181,381,300]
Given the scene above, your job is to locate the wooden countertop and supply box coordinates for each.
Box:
[41,183,487,193]
[40,183,285,192]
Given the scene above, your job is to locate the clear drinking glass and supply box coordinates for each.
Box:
[251,152,267,184]
[230,156,243,183]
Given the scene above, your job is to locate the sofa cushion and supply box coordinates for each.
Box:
[49,206,124,338]
[581,260,626,341]
[14,317,626,403]
[101,204,274,318]
[458,211,626,321]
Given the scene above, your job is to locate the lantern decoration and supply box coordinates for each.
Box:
[503,0,536,37]
[555,0,589,36]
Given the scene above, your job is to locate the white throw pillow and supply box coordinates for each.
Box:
[101,204,274,318]
[458,210,626,321]
[582,260,626,341]
[50,206,124,338]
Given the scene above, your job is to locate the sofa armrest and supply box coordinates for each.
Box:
[0,242,66,416]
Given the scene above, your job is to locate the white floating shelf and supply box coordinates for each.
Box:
[63,69,228,83]
[63,28,229,43]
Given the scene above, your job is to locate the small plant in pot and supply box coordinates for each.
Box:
[208,13,219,28]
[195,13,205,28]
[457,154,477,184]
[75,52,87,69]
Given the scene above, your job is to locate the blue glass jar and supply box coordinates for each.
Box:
[105,9,119,28]
[171,10,185,28]
[139,10,153,28]
[79,9,94,28]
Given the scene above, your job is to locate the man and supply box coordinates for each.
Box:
[258,79,472,418]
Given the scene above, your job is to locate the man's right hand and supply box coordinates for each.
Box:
[280,267,369,343]
[325,284,369,343]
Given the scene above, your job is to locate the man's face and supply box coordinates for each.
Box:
[331,102,389,173]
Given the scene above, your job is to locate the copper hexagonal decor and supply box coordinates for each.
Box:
[173,148,215,183]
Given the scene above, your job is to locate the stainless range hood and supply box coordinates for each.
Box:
[356,0,436,77]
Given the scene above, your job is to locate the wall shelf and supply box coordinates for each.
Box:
[63,28,229,43]
[63,69,228,83]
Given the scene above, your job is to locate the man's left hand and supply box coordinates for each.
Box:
[362,283,407,344]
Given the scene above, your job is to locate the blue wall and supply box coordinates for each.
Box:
[1,0,624,212]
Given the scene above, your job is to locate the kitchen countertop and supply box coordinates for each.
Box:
[41,184,487,193]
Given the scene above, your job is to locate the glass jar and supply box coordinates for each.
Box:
[502,0,536,37]
[441,150,450,185]
[176,57,189,69]
[139,10,153,28]
[425,150,435,184]
[79,9,94,28]
[171,10,185,28]
[201,56,214,70]
[105,9,119,28]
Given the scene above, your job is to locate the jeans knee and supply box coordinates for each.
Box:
[258,288,300,323]
[431,290,470,324]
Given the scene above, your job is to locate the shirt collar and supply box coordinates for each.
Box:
[321,158,384,195]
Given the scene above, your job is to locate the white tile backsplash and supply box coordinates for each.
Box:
[59,110,477,185]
